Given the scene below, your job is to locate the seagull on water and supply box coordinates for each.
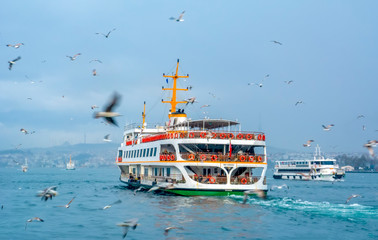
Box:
[322,124,335,131]
[103,200,122,210]
[96,28,116,38]
[57,196,76,208]
[164,226,184,236]
[8,56,21,70]
[117,218,138,239]
[169,11,185,22]
[25,217,44,230]
[270,184,289,191]
[37,186,58,201]
[94,92,122,127]
[243,189,267,204]
[303,140,314,147]
[6,43,24,49]
[103,134,112,142]
[271,40,282,45]
[66,53,81,61]
[364,140,377,157]
[345,194,361,204]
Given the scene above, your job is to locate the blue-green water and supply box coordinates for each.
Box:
[0,167,377,239]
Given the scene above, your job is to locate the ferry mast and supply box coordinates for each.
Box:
[162,59,189,119]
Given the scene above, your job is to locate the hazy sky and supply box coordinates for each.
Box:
[0,0,377,153]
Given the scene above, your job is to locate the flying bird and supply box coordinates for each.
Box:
[271,40,282,45]
[303,140,314,147]
[103,200,122,210]
[8,56,21,70]
[6,43,24,48]
[362,125,366,131]
[169,11,185,22]
[20,128,28,134]
[243,189,267,204]
[56,196,76,208]
[270,184,289,191]
[184,97,197,105]
[89,59,103,63]
[96,28,116,38]
[103,134,112,142]
[357,115,365,119]
[25,217,44,230]
[94,92,122,127]
[92,69,97,76]
[117,218,138,239]
[200,104,210,108]
[37,186,58,201]
[284,80,294,84]
[66,53,81,61]
[248,82,263,88]
[345,194,361,204]
[295,101,304,106]
[164,226,184,236]
[364,140,377,157]
[91,105,99,110]
[322,124,335,131]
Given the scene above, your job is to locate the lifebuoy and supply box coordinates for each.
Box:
[241,178,247,184]
[188,154,195,160]
[257,134,262,140]
[161,155,166,161]
[170,154,175,161]
[200,154,206,161]
[209,176,216,184]
[239,155,246,162]
[166,155,171,161]
[220,133,226,139]
[257,156,263,162]
[189,132,195,138]
[262,134,265,141]
[236,133,243,140]
[246,134,254,140]
[211,155,218,161]
[228,133,234,139]
[249,156,255,162]
[212,133,217,139]
[180,132,185,138]
[200,132,206,138]
[174,133,178,139]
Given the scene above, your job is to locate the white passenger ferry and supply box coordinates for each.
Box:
[116,60,268,196]
[66,155,75,170]
[273,145,345,181]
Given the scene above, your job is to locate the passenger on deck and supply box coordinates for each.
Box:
[194,173,198,181]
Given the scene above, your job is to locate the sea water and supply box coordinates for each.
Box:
[0,167,377,239]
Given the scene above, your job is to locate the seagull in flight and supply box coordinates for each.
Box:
[322,124,335,131]
[37,186,58,201]
[8,56,21,70]
[117,218,138,239]
[20,128,28,134]
[6,43,24,49]
[284,80,294,84]
[357,115,365,119]
[295,101,304,106]
[364,140,377,157]
[103,134,112,142]
[92,69,97,76]
[66,53,81,61]
[25,217,44,230]
[96,28,116,38]
[164,226,184,236]
[248,74,269,87]
[184,97,197,105]
[200,104,210,108]
[91,105,99,110]
[56,196,76,208]
[103,200,122,210]
[303,140,314,147]
[271,40,282,45]
[89,59,103,63]
[169,11,185,22]
[345,194,361,204]
[94,92,122,127]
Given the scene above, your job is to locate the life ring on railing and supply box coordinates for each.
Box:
[188,154,195,160]
[180,132,185,138]
[236,133,243,140]
[257,134,262,140]
[209,176,216,184]
[160,155,166,161]
[170,154,175,161]
[174,133,179,139]
[249,156,255,162]
[200,154,207,161]
[212,133,217,139]
[262,134,265,141]
[200,132,206,138]
[246,134,254,140]
[257,156,263,162]
[228,133,234,139]
[220,133,226,139]
[239,155,246,162]
[166,155,171,161]
[211,155,218,161]
[241,178,247,185]
[189,132,195,138]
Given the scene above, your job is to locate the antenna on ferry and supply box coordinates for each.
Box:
[162,59,189,118]
[142,101,146,129]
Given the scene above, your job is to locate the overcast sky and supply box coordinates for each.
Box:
[0,0,377,154]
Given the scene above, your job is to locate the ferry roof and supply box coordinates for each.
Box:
[176,119,239,130]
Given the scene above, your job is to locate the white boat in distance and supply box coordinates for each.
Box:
[21,158,28,172]
[273,145,345,181]
[66,155,75,170]
[116,60,268,196]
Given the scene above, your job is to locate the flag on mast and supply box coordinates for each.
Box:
[229,138,232,158]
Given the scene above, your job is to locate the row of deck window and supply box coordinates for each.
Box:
[123,147,158,159]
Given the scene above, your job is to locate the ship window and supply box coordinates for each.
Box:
[127,151,130,158]
[159,168,162,176]
[144,168,148,176]
[167,168,171,177]
[203,169,207,175]
[153,147,157,156]
[143,149,146,157]
[146,148,149,157]
[150,148,153,157]
[162,168,165,176]
[118,150,122,158]
[154,168,158,176]
[132,168,136,174]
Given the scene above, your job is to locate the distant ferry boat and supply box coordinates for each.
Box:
[21,158,28,172]
[66,155,75,170]
[273,145,345,181]
[116,60,268,196]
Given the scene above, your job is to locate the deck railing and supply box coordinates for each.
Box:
[159,153,266,163]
